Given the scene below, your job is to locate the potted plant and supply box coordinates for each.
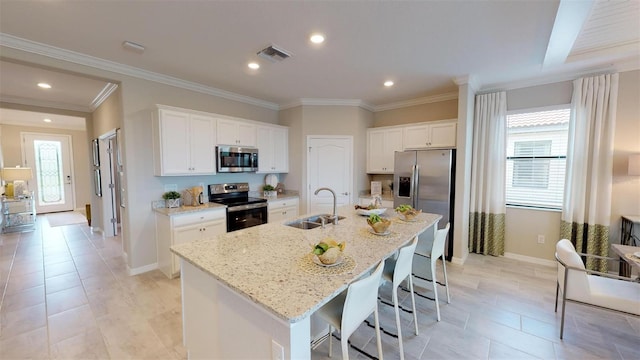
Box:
[163,191,181,208]
[263,184,277,198]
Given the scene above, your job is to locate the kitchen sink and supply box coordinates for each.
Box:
[284,214,347,230]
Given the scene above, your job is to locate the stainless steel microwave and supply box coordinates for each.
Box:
[216,146,259,173]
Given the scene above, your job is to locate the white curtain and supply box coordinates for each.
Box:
[469,91,507,256]
[561,73,618,272]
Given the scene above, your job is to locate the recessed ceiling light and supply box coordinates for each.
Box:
[37,83,52,89]
[122,40,145,53]
[384,81,394,87]
[248,62,260,70]
[310,34,325,44]
[43,118,52,123]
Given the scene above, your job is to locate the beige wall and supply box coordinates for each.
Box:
[280,105,373,212]
[610,70,640,244]
[0,123,91,211]
[373,99,458,127]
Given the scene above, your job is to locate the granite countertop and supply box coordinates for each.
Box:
[153,202,226,216]
[171,207,441,323]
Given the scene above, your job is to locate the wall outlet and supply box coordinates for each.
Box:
[271,340,284,360]
[537,235,545,244]
[164,184,177,192]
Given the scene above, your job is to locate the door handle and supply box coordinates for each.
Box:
[341,192,349,196]
[66,175,72,185]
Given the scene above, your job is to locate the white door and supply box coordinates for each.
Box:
[307,136,353,214]
[22,133,74,213]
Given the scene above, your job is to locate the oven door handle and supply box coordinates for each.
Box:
[227,203,268,213]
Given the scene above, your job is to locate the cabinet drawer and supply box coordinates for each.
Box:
[268,198,298,210]
[172,209,225,227]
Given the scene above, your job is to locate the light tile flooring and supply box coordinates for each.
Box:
[1,215,638,359]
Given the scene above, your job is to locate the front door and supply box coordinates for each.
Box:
[307,136,353,214]
[22,133,74,213]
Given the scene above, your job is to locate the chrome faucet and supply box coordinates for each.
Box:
[314,187,338,225]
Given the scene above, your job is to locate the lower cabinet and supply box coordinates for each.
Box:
[268,198,299,223]
[156,208,226,278]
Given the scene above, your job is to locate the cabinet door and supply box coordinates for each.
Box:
[256,126,274,173]
[272,127,288,172]
[237,123,256,147]
[159,109,191,174]
[383,129,403,172]
[216,119,239,145]
[367,129,386,173]
[403,125,430,149]
[189,114,216,174]
[172,224,203,274]
[428,122,457,148]
[201,219,226,240]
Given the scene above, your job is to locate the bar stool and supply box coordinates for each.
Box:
[426,223,451,321]
[315,260,385,360]
[380,236,419,360]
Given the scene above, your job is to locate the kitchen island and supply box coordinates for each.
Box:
[171,207,441,359]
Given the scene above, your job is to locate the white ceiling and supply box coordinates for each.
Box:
[0,0,638,125]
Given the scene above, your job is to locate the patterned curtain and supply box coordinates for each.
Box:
[561,73,618,272]
[469,91,507,256]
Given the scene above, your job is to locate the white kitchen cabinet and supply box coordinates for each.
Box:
[156,208,226,278]
[366,127,403,174]
[217,118,256,146]
[268,198,299,223]
[153,107,216,176]
[403,121,456,149]
[257,125,289,173]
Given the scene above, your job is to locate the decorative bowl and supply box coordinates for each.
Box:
[312,239,346,265]
[367,217,391,233]
[397,208,421,221]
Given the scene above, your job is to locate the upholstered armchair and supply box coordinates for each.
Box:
[555,239,640,339]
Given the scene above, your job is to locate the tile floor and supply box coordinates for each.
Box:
[0,215,638,359]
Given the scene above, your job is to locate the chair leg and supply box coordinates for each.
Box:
[408,275,419,335]
[328,325,333,358]
[393,286,405,360]
[373,306,384,360]
[554,282,559,312]
[441,255,450,304]
[560,291,567,340]
[431,261,440,321]
[341,332,349,360]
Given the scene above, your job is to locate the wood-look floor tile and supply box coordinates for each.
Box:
[0,302,47,339]
[44,260,77,278]
[50,327,110,359]
[48,304,99,344]
[488,340,541,359]
[45,271,81,294]
[1,284,45,313]
[0,326,49,359]
[97,314,171,359]
[4,270,44,294]
[46,285,88,316]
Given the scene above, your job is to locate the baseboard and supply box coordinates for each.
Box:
[90,227,105,238]
[504,252,556,267]
[451,253,468,266]
[128,262,158,276]
[74,207,86,215]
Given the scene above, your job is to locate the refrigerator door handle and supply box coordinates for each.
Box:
[412,165,419,208]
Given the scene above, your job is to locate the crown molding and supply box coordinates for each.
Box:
[0,95,92,113]
[0,33,280,111]
[373,92,459,112]
[91,83,119,111]
[279,98,376,112]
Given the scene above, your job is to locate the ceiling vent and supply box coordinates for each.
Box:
[257,44,292,63]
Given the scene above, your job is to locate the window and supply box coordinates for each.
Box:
[506,107,570,209]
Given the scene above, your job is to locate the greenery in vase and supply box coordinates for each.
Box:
[262,185,275,191]
[162,191,181,200]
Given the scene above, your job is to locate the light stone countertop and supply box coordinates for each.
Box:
[171,207,441,323]
[153,202,226,216]
[251,190,300,202]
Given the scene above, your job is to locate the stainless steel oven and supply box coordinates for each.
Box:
[216,146,259,173]
[208,183,267,232]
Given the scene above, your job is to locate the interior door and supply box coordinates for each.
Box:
[22,133,74,213]
[307,136,353,214]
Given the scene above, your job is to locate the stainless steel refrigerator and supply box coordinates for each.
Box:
[393,149,455,267]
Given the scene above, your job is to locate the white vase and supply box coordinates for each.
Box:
[166,198,180,208]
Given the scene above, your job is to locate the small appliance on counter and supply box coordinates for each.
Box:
[184,186,205,206]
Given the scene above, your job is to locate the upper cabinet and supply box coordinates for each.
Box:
[217,118,256,146]
[257,125,289,173]
[366,128,403,174]
[403,121,456,149]
[366,120,457,174]
[153,107,216,176]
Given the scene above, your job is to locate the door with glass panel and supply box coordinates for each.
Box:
[22,133,74,213]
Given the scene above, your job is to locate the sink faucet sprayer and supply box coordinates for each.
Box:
[314,187,338,225]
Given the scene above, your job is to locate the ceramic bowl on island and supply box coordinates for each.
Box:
[396,206,421,221]
[367,215,391,234]
[312,239,346,265]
